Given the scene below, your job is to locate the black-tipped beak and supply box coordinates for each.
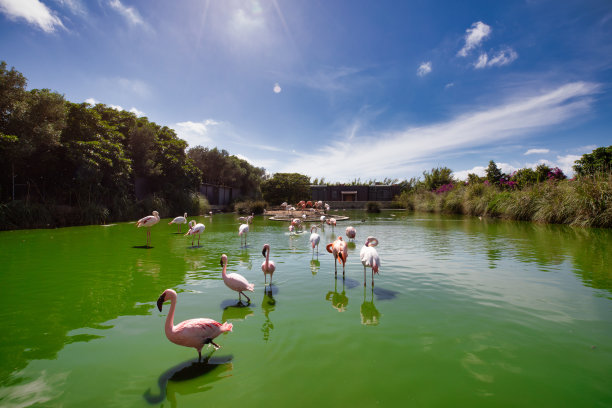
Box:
[219,258,223,267]
[157,293,166,312]
[262,247,266,257]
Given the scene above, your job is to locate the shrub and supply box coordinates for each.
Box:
[366,201,381,213]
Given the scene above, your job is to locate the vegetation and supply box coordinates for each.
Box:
[395,149,612,228]
[261,173,311,205]
[234,200,268,215]
[366,201,381,213]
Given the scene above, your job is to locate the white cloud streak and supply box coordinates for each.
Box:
[458,21,491,57]
[173,119,220,148]
[524,148,550,155]
[279,82,600,181]
[475,48,518,69]
[417,62,432,77]
[0,0,65,32]
[108,0,145,27]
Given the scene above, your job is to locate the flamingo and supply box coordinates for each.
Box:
[326,236,348,277]
[156,288,233,361]
[360,236,380,287]
[220,254,255,303]
[345,226,356,241]
[261,244,276,285]
[310,226,321,255]
[136,210,160,247]
[168,213,188,233]
[185,220,206,246]
[288,224,295,234]
[329,217,337,231]
[238,220,250,247]
[320,215,326,226]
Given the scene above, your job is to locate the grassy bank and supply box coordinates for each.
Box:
[394,173,612,228]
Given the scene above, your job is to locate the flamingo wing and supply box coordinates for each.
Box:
[226,273,255,291]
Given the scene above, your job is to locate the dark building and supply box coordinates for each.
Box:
[310,185,401,202]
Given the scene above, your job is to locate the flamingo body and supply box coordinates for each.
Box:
[345,226,356,240]
[310,226,320,254]
[157,289,232,360]
[261,244,276,284]
[185,220,205,246]
[360,237,380,286]
[220,254,255,302]
[168,213,188,232]
[238,223,249,246]
[326,236,348,277]
[136,211,160,246]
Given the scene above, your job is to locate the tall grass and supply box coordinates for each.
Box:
[394,174,612,228]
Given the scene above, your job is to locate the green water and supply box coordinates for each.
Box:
[0,212,611,407]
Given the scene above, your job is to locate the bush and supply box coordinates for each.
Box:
[366,201,381,213]
[235,200,268,215]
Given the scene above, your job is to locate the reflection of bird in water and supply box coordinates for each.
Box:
[360,286,381,326]
[156,289,233,361]
[185,220,205,247]
[326,236,348,278]
[136,210,160,247]
[325,278,349,312]
[261,286,276,342]
[360,236,380,287]
[168,212,188,232]
[220,254,254,303]
[310,259,320,276]
[143,355,233,406]
[261,243,276,285]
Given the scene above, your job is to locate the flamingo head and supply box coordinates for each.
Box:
[219,254,228,267]
[157,288,176,312]
[262,244,270,257]
[152,211,159,217]
[366,236,379,247]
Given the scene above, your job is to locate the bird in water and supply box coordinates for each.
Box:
[156,288,233,361]
[360,236,380,287]
[326,236,348,278]
[220,254,255,303]
[136,210,160,247]
[309,226,321,255]
[168,213,188,233]
[345,226,356,241]
[185,220,205,246]
[238,218,251,247]
[261,243,276,285]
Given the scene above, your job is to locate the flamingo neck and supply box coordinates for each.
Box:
[165,296,176,337]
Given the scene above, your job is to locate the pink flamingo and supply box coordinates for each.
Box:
[345,226,356,241]
[326,236,348,277]
[360,237,380,287]
[136,210,160,247]
[288,224,295,234]
[310,226,321,254]
[168,213,188,232]
[261,244,276,285]
[329,217,337,231]
[185,220,206,246]
[238,221,250,247]
[156,288,233,361]
[220,254,255,303]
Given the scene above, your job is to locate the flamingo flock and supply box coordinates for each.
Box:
[143,208,385,360]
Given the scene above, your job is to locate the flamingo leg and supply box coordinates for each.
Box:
[372,270,375,287]
[241,292,251,303]
[197,234,200,246]
[364,266,367,287]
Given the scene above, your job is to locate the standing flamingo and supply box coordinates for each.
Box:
[238,220,250,247]
[360,236,380,287]
[136,210,160,247]
[185,220,206,246]
[168,213,188,232]
[326,236,348,278]
[345,226,356,241]
[309,226,321,255]
[156,288,233,361]
[261,244,276,285]
[329,217,337,231]
[220,254,255,303]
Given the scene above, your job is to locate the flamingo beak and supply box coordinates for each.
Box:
[262,247,266,257]
[156,293,166,312]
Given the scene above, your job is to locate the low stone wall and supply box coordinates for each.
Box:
[324,201,398,210]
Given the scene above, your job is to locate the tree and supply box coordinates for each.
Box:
[485,161,503,185]
[573,146,612,176]
[422,167,454,191]
[261,173,311,204]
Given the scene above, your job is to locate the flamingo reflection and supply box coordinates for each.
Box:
[360,286,381,326]
[310,259,320,276]
[261,286,276,342]
[325,278,348,312]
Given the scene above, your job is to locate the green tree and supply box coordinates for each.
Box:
[573,146,612,176]
[422,167,454,191]
[261,173,311,204]
[486,161,503,185]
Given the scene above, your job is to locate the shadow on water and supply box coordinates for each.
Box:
[143,354,233,405]
[132,245,153,249]
[373,286,400,301]
[221,300,254,321]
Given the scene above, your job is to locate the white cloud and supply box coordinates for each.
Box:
[108,0,145,27]
[417,62,432,77]
[109,104,123,111]
[525,148,550,155]
[458,21,491,57]
[129,107,145,117]
[54,0,85,16]
[173,119,219,148]
[454,166,487,180]
[0,0,65,32]
[555,154,581,176]
[279,82,600,181]
[445,82,455,89]
[475,48,518,69]
[273,83,282,93]
[85,97,98,105]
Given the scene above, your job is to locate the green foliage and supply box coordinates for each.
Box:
[421,167,454,191]
[234,200,268,215]
[573,145,612,176]
[511,168,538,188]
[365,201,381,213]
[486,160,503,185]
[261,173,311,204]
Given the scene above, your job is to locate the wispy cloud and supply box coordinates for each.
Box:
[524,148,550,155]
[108,0,146,27]
[173,119,220,148]
[475,48,518,69]
[280,82,600,181]
[85,97,144,117]
[457,21,491,57]
[54,0,85,16]
[417,61,432,77]
[0,0,65,32]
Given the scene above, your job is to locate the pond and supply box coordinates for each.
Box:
[0,211,611,407]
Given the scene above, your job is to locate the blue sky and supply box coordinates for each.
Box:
[1,0,611,181]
